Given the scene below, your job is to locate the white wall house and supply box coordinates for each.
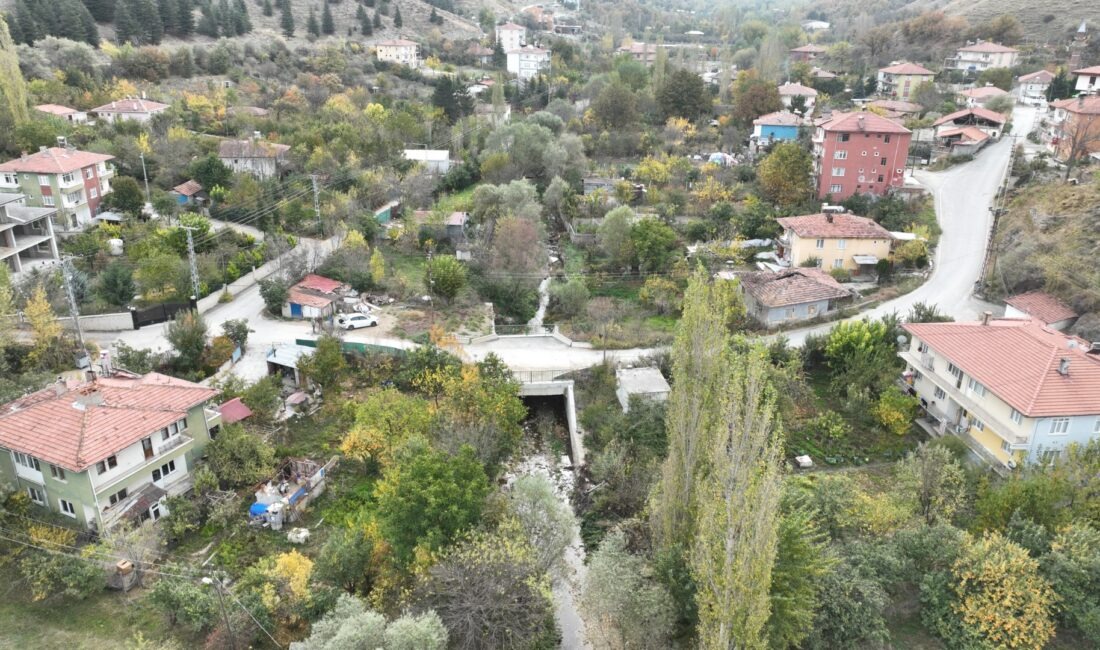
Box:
[376,39,421,68]
[403,149,452,174]
[1018,70,1054,105]
[495,22,526,52]
[1074,65,1100,93]
[91,98,169,123]
[507,46,551,83]
[947,42,1019,72]
[218,137,291,180]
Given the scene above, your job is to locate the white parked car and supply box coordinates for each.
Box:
[337,313,378,330]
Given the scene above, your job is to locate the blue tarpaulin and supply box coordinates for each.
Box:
[249,503,269,517]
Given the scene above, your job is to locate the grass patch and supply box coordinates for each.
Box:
[588,279,642,301]
[432,188,475,214]
[562,243,587,276]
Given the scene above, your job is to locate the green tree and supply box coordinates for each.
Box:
[591,81,638,129]
[767,506,835,649]
[1041,523,1100,639]
[148,576,219,631]
[731,70,783,125]
[320,0,333,34]
[26,286,66,369]
[314,525,376,594]
[549,278,588,318]
[629,218,678,272]
[392,4,400,27]
[369,248,385,285]
[374,439,490,564]
[872,387,919,436]
[306,6,319,37]
[98,261,136,307]
[206,423,275,488]
[240,375,282,424]
[425,254,467,304]
[166,310,207,372]
[0,16,29,153]
[220,318,252,350]
[297,335,348,388]
[509,475,575,575]
[894,443,968,525]
[757,142,813,207]
[188,154,232,191]
[108,176,146,216]
[657,68,711,121]
[280,2,294,36]
[597,206,634,269]
[259,276,289,314]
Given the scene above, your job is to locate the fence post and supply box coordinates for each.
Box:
[130,307,139,330]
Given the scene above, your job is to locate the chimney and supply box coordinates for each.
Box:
[981,311,992,325]
[857,114,866,131]
[38,146,47,153]
[56,136,67,148]
[825,213,834,223]
[1058,358,1071,375]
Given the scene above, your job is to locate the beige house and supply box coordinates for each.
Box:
[376,39,420,68]
[776,212,893,273]
[947,42,1019,72]
[877,63,935,102]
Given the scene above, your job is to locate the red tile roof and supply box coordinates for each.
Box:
[0,373,217,472]
[288,288,334,309]
[958,42,1018,54]
[817,111,911,134]
[959,86,1008,99]
[1074,65,1100,75]
[1004,291,1078,325]
[0,147,114,175]
[932,107,1008,126]
[754,111,802,126]
[1019,70,1055,83]
[778,82,818,96]
[869,99,923,114]
[742,268,850,308]
[172,180,203,196]
[497,22,525,31]
[34,104,81,116]
[91,98,169,114]
[378,39,419,47]
[904,320,1100,417]
[791,44,827,53]
[776,213,893,239]
[879,62,934,76]
[219,397,253,424]
[1051,96,1100,115]
[938,126,991,143]
[295,274,344,294]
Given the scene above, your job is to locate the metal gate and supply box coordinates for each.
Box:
[130,299,196,329]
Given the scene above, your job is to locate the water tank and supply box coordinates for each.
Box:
[108,238,124,256]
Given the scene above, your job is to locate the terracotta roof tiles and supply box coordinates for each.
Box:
[932,107,1008,126]
[741,268,850,308]
[958,42,1018,54]
[879,62,934,76]
[1004,291,1078,325]
[817,111,911,134]
[776,213,893,239]
[0,147,114,175]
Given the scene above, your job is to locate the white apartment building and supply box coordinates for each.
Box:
[507,45,550,83]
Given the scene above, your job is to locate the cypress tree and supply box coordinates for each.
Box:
[175,0,192,35]
[320,0,333,34]
[371,7,379,27]
[261,0,271,17]
[216,0,232,36]
[0,14,30,154]
[140,0,164,43]
[84,0,115,23]
[306,5,318,36]
[279,2,293,36]
[391,4,399,27]
[233,0,250,33]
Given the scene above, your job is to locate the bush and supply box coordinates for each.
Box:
[550,278,589,318]
[259,276,289,315]
[829,267,852,283]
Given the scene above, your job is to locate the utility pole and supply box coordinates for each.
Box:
[181,226,201,300]
[202,575,237,650]
[61,257,90,371]
[139,152,151,206]
[310,174,323,237]
[426,246,435,329]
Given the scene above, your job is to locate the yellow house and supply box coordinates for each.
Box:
[877,62,935,102]
[776,212,893,273]
[376,39,420,68]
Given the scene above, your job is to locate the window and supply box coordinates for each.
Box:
[967,378,986,397]
[815,238,825,249]
[829,184,842,193]
[65,190,83,205]
[1095,417,1100,433]
[37,175,49,186]
[831,167,846,177]
[861,150,868,156]
[917,342,928,353]
[834,150,848,160]
[837,133,850,142]
[108,488,128,506]
[837,239,847,250]
[784,308,796,320]
[1049,418,1070,435]
[913,370,923,382]
[59,499,76,517]
[1001,440,1012,453]
[89,187,98,199]
[96,455,118,474]
[881,157,888,165]
[84,168,94,179]
[807,304,818,316]
[832,258,844,269]
[885,134,892,143]
[1,173,15,184]
[50,465,65,481]
[14,452,41,471]
[972,419,985,431]
[42,195,54,207]
[61,172,74,185]
[948,363,963,380]
[26,487,44,505]
[152,460,177,482]
[934,387,946,400]
[1010,409,1023,425]
[878,175,884,183]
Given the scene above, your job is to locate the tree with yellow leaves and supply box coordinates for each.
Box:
[242,549,315,631]
[26,286,66,369]
[370,248,386,286]
[340,388,432,466]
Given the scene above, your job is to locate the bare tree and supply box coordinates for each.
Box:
[1058,98,1100,181]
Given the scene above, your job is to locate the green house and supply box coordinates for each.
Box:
[0,372,221,531]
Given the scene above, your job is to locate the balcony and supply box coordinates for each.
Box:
[157,433,192,456]
[59,174,82,189]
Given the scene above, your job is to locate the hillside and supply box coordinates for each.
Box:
[985,168,1100,340]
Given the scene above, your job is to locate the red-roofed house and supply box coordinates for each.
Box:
[937,126,991,155]
[1046,95,1100,163]
[376,39,421,67]
[1074,65,1100,93]
[900,318,1100,471]
[778,82,818,111]
[0,372,220,530]
[932,107,1007,138]
[34,104,87,124]
[91,98,169,123]
[957,85,1009,107]
[738,267,852,325]
[776,211,893,272]
[877,63,934,101]
[1018,70,1055,105]
[219,397,254,424]
[790,44,827,62]
[947,42,1019,72]
[0,145,115,231]
[1004,292,1079,331]
[282,273,349,319]
[812,112,912,200]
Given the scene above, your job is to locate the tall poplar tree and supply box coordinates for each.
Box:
[0,15,29,153]
[320,0,333,34]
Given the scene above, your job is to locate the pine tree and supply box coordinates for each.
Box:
[0,15,29,154]
[140,0,164,43]
[363,0,373,7]
[85,0,116,22]
[491,39,505,68]
[392,4,400,27]
[113,0,137,43]
[195,3,217,36]
[371,7,379,27]
[175,0,193,35]
[157,0,176,34]
[306,5,319,36]
[216,0,232,36]
[232,0,250,34]
[320,0,333,34]
[261,0,271,17]
[279,2,293,36]
[13,1,39,45]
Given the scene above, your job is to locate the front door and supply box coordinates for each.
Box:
[142,437,153,460]
[290,303,303,317]
[149,502,162,521]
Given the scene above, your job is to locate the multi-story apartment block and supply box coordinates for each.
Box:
[507,45,551,83]
[376,39,421,68]
[0,192,60,274]
[1017,69,1055,105]
[0,372,220,531]
[901,318,1100,471]
[946,42,1019,72]
[0,144,115,231]
[1047,95,1100,162]
[812,112,912,200]
[877,62,934,102]
[495,22,526,52]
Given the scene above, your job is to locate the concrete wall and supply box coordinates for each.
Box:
[57,311,134,332]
